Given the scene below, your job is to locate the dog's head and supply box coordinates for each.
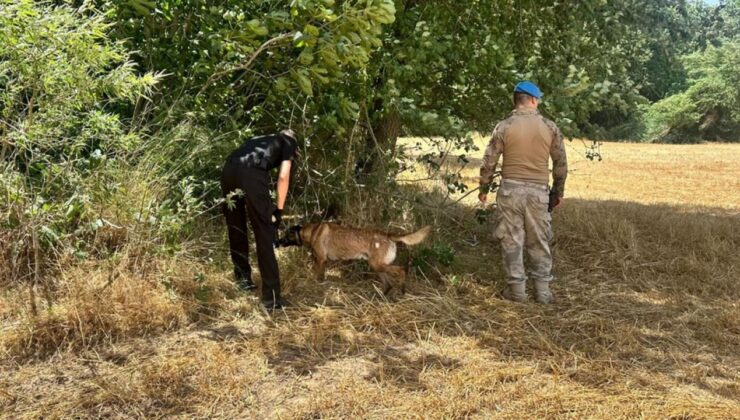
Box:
[275,224,303,248]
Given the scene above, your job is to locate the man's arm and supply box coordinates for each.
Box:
[478,125,504,202]
[548,122,568,199]
[276,160,291,210]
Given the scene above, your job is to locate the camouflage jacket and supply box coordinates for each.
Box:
[479,108,568,197]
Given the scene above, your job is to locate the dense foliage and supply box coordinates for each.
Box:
[589,0,739,141]
[0,0,158,279]
[638,1,740,142]
[102,0,739,146]
[645,40,740,142]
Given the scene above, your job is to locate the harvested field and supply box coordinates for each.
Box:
[2,141,739,418]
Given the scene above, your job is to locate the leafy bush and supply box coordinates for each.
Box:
[411,240,456,274]
[0,1,159,281]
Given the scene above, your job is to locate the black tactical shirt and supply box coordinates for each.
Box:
[228,133,298,171]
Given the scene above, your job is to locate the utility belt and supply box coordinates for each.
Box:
[501,178,548,191]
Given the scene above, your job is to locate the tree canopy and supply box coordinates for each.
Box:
[103,0,738,147]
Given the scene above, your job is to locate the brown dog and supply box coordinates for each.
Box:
[284,223,432,294]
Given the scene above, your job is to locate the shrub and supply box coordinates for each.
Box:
[0,1,158,283]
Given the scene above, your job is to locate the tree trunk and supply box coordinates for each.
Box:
[375,107,402,151]
[358,100,402,177]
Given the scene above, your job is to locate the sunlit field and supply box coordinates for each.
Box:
[401,136,740,212]
[563,142,740,211]
[2,140,739,418]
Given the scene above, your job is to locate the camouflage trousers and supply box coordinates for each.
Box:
[494,179,553,286]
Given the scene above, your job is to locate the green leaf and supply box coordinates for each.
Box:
[246,19,268,36]
[293,70,313,96]
[275,76,290,92]
[298,49,314,65]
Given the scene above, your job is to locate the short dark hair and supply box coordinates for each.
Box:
[280,128,297,141]
[513,92,535,105]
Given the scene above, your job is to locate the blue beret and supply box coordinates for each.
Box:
[514,81,543,99]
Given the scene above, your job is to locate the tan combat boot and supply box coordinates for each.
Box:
[502,282,528,303]
[534,280,554,304]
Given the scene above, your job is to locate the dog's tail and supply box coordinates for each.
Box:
[392,226,432,246]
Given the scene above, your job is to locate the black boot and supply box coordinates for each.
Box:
[262,296,288,311]
[234,268,256,292]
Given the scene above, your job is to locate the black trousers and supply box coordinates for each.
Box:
[221,162,280,301]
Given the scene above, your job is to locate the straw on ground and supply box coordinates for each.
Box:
[1,141,739,418]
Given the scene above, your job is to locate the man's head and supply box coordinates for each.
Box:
[280,128,298,141]
[279,128,300,160]
[513,81,543,109]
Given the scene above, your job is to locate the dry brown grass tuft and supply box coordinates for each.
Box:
[1,264,184,360]
[2,141,740,418]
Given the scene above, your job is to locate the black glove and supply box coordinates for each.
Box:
[547,190,560,213]
[272,208,283,227]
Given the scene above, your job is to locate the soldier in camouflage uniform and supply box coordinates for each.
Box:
[478,81,567,304]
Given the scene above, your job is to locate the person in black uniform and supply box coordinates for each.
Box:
[221,129,298,310]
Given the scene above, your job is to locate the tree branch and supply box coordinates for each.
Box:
[196,32,295,98]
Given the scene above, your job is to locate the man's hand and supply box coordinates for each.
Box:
[547,193,563,212]
[547,190,562,212]
[478,192,488,204]
[553,197,563,209]
[272,208,283,228]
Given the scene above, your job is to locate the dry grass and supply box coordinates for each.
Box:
[2,140,739,418]
[542,141,740,212]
